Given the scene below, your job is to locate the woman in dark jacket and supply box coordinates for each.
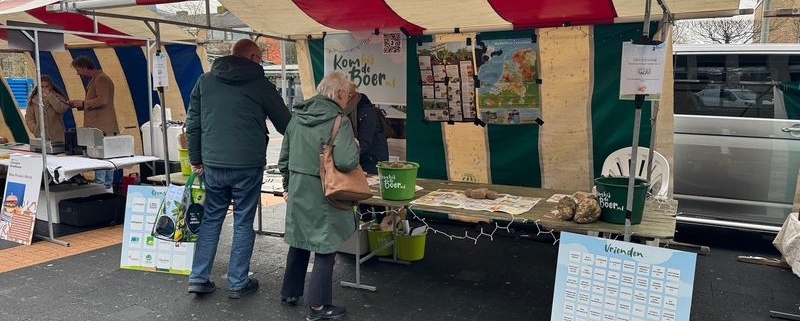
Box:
[278,71,359,321]
[352,93,389,174]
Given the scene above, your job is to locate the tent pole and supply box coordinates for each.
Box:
[646,12,673,188]
[154,23,171,186]
[204,0,211,27]
[281,41,288,104]
[146,39,157,181]
[31,30,69,247]
[624,0,654,243]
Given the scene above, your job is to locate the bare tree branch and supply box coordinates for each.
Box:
[675,17,756,44]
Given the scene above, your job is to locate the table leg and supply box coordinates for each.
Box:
[341,221,378,291]
[255,193,284,237]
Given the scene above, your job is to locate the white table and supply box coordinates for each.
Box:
[0,149,157,183]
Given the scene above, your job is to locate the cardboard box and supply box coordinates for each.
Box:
[339,231,369,255]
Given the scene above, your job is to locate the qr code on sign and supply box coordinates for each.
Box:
[383,33,403,54]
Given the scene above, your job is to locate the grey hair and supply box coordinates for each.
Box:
[316,71,351,100]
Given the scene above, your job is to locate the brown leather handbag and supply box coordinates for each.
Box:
[320,115,373,209]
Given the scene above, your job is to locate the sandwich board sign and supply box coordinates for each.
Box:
[551,232,697,321]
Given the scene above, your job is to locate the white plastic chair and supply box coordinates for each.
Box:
[600,147,670,199]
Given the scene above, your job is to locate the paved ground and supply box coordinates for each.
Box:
[0,215,798,321]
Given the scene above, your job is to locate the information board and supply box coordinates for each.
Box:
[0,154,43,245]
[119,185,194,275]
[551,232,697,321]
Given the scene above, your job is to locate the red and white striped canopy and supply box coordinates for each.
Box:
[221,0,740,38]
[0,0,740,46]
[0,0,190,47]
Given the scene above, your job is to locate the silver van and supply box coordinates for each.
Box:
[673,44,800,231]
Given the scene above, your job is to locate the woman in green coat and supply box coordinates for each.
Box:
[278,71,358,321]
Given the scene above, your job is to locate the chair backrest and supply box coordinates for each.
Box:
[600,147,670,198]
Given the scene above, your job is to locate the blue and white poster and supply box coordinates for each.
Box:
[324,31,407,105]
[120,185,195,275]
[551,232,697,321]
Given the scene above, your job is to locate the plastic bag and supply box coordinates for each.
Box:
[773,213,800,277]
[152,171,204,242]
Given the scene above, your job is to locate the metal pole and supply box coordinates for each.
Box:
[31,30,68,247]
[624,0,654,243]
[280,41,288,104]
[146,39,157,181]
[204,0,211,27]
[154,22,171,186]
[647,19,670,185]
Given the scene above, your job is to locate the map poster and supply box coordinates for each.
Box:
[0,154,43,245]
[476,38,541,125]
[120,185,195,275]
[324,31,407,105]
[551,232,697,321]
[619,41,667,101]
[417,41,476,122]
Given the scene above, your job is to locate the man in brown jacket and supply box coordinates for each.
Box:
[69,56,120,192]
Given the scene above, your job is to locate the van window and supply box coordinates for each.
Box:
[672,45,800,229]
[674,52,780,119]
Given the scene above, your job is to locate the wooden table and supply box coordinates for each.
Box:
[342,178,677,292]
[362,178,677,241]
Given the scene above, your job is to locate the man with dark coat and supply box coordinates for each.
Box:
[185,39,291,299]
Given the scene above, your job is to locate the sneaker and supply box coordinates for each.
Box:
[228,278,259,299]
[187,281,216,294]
[281,296,299,306]
[306,305,346,321]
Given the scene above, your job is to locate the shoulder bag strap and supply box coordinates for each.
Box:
[328,114,342,145]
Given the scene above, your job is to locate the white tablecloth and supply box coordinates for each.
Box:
[0,150,157,183]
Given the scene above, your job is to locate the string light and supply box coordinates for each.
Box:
[355,192,673,247]
[356,205,559,245]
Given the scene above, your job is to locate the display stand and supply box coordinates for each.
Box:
[146,172,287,238]
[341,208,409,292]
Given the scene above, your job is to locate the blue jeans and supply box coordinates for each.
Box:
[189,165,262,290]
[95,169,114,189]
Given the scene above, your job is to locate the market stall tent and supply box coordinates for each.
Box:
[0,0,742,193]
[220,0,741,38]
[216,0,740,193]
[0,44,204,152]
[0,3,205,152]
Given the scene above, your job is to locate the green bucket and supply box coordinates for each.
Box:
[396,232,427,261]
[594,177,650,225]
[377,161,419,200]
[178,148,191,176]
[367,230,393,256]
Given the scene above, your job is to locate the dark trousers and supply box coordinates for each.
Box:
[281,246,336,307]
